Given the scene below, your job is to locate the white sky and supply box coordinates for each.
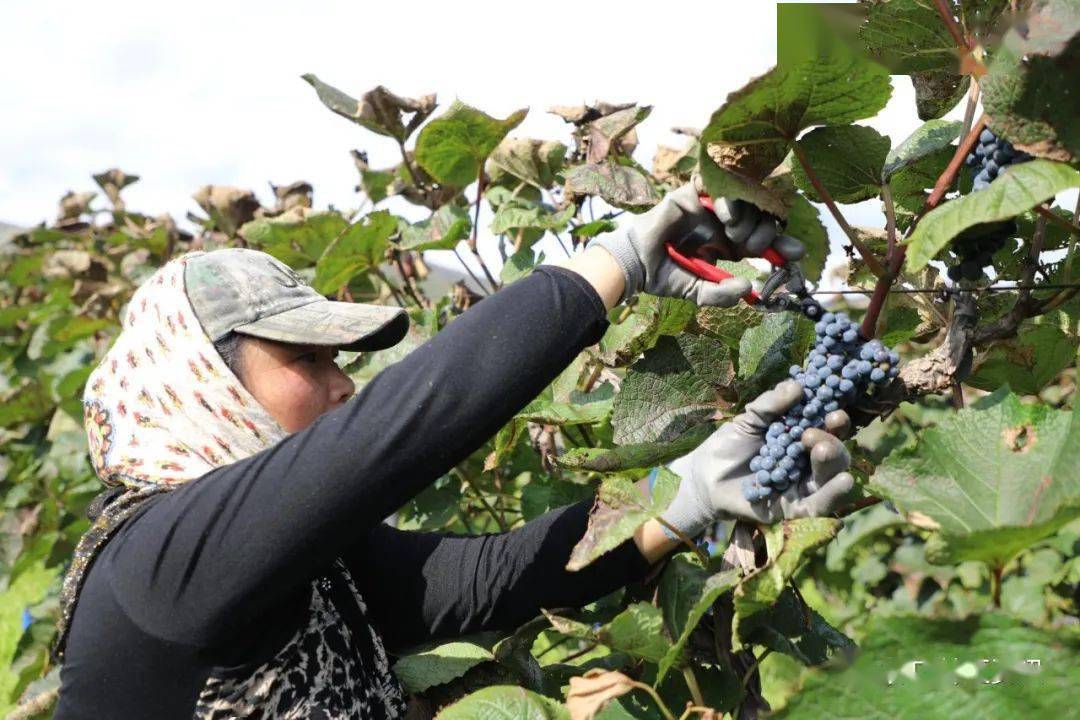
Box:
[1,0,1073,284]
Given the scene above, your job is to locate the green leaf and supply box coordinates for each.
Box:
[415,102,528,187]
[734,518,842,631]
[490,204,575,235]
[0,382,51,428]
[301,75,435,142]
[981,0,1080,160]
[737,312,816,394]
[521,477,595,521]
[966,323,1079,395]
[690,304,764,350]
[880,306,923,346]
[870,391,1080,567]
[398,204,471,252]
[889,145,954,222]
[603,603,670,663]
[436,685,569,720]
[566,470,679,571]
[598,294,696,367]
[904,160,1080,271]
[825,503,907,572]
[699,41,890,212]
[570,219,618,240]
[313,210,398,293]
[611,334,736,445]
[500,247,543,285]
[557,422,715,474]
[562,161,660,212]
[882,119,962,182]
[859,0,959,74]
[656,555,740,682]
[775,614,1080,719]
[783,195,828,283]
[393,640,495,694]
[736,587,855,667]
[486,138,567,189]
[792,125,891,204]
[240,210,349,267]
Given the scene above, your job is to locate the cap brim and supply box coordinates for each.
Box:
[232,299,409,352]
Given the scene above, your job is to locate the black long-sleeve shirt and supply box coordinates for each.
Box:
[55,266,652,719]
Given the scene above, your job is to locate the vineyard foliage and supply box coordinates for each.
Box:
[2,2,1080,718]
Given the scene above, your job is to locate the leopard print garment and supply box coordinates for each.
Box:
[194,561,406,719]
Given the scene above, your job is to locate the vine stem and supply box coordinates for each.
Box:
[790,143,887,278]
[990,564,1004,607]
[882,184,897,262]
[678,707,718,720]
[859,115,988,338]
[933,0,970,49]
[682,666,706,708]
[655,517,710,566]
[455,469,508,531]
[469,171,501,292]
[452,247,491,296]
[628,679,678,720]
[1035,205,1080,238]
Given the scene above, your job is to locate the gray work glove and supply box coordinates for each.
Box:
[588,178,805,306]
[661,380,855,536]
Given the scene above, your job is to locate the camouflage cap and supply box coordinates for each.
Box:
[184,248,408,351]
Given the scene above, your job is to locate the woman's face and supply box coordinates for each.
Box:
[236,337,357,433]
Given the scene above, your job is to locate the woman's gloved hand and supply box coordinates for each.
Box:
[588,176,805,306]
[660,380,855,537]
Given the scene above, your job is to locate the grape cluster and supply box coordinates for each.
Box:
[744,312,899,501]
[945,219,1016,282]
[964,128,1031,191]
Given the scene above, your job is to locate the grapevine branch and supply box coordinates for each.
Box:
[790,143,887,278]
[933,0,970,49]
[469,171,501,292]
[859,115,988,338]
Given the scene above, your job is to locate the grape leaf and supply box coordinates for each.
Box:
[699,30,890,213]
[586,105,651,163]
[240,210,348,268]
[870,390,1080,567]
[912,70,970,121]
[882,119,962,182]
[904,160,1080,271]
[656,555,740,682]
[859,0,959,74]
[611,334,735,445]
[301,76,436,142]
[486,138,567,190]
[737,312,817,395]
[792,125,891,204]
[393,640,495,694]
[436,685,569,720]
[398,204,471,252]
[733,518,842,636]
[598,294,696,368]
[500,247,543,285]
[566,470,679,571]
[556,423,715,474]
[783,195,828,283]
[415,102,528,187]
[313,210,398,293]
[690,303,764,350]
[562,161,660,212]
[736,587,854,667]
[775,614,1079,719]
[981,0,1080,160]
[490,204,575,235]
[966,323,1079,395]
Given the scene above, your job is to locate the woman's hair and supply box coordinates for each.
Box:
[213,331,248,380]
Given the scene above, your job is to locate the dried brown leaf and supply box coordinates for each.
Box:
[566,669,637,720]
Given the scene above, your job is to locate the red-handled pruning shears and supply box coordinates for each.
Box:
[664,195,817,316]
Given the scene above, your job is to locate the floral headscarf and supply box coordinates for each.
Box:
[55,251,289,657]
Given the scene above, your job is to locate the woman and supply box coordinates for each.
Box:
[53,183,854,718]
